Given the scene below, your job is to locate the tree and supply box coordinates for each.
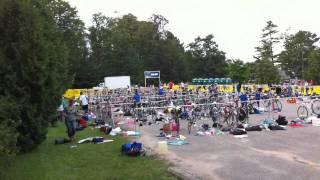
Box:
[253,21,280,83]
[86,13,115,87]
[0,0,69,152]
[278,30,319,79]
[255,21,280,62]
[87,13,190,85]
[226,59,249,83]
[188,35,227,78]
[306,49,320,82]
[254,58,280,84]
[46,0,88,88]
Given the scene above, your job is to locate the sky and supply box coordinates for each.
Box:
[67,0,320,62]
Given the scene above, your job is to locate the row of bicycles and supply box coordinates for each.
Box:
[87,89,320,134]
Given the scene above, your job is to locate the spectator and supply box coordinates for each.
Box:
[305,81,309,96]
[240,92,248,107]
[57,96,65,122]
[275,86,282,96]
[287,85,292,97]
[133,90,141,108]
[168,81,174,90]
[236,82,242,95]
[79,92,89,114]
[159,86,164,95]
[255,90,261,107]
[64,99,77,141]
[180,82,185,90]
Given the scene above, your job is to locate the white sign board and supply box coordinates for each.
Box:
[104,76,131,89]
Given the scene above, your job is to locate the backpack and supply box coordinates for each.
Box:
[238,108,247,122]
[276,115,288,125]
[268,125,285,130]
[92,137,104,143]
[245,125,262,131]
[54,138,70,145]
[121,142,143,157]
[230,128,247,135]
[202,124,209,131]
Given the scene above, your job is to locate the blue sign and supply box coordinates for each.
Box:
[144,71,160,78]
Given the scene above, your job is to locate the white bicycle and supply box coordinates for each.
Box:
[297,97,320,119]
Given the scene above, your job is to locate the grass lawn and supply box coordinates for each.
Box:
[3,123,176,180]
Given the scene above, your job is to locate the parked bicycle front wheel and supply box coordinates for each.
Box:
[263,99,271,109]
[297,105,308,119]
[275,100,282,112]
[187,118,193,134]
[311,99,320,115]
[225,114,237,129]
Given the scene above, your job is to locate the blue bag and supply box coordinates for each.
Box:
[121,143,132,154]
[121,142,143,156]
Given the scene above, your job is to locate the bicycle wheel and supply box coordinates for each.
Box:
[297,106,308,119]
[275,100,282,112]
[263,99,271,110]
[311,99,320,115]
[247,103,254,114]
[187,118,193,134]
[226,113,237,129]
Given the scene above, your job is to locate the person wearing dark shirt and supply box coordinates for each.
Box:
[255,90,261,107]
[275,86,282,96]
[236,83,242,95]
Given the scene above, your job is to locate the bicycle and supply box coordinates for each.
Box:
[262,94,282,112]
[297,97,320,119]
[187,106,202,134]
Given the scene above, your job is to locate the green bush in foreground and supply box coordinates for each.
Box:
[0,0,69,153]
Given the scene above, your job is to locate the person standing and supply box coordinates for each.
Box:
[133,90,141,108]
[79,92,89,113]
[57,97,64,122]
[168,81,174,90]
[236,82,242,95]
[180,82,185,91]
[255,89,261,108]
[305,81,309,96]
[159,85,164,95]
[240,92,248,108]
[64,99,77,141]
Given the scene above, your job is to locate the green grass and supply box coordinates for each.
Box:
[3,123,176,180]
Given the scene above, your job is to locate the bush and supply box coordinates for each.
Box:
[0,0,69,152]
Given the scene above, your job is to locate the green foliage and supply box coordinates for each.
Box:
[86,13,190,85]
[188,35,227,78]
[255,21,280,62]
[278,30,319,79]
[306,49,320,81]
[227,59,249,83]
[0,0,69,152]
[254,58,280,84]
[253,21,280,82]
[46,0,88,88]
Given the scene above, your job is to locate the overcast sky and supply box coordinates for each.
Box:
[67,0,319,62]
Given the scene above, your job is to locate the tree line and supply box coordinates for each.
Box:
[76,15,320,87]
[1,0,320,163]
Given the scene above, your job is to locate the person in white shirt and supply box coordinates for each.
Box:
[79,92,89,113]
[305,81,309,95]
[180,82,185,90]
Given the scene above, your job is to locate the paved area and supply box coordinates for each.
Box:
[134,101,320,180]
